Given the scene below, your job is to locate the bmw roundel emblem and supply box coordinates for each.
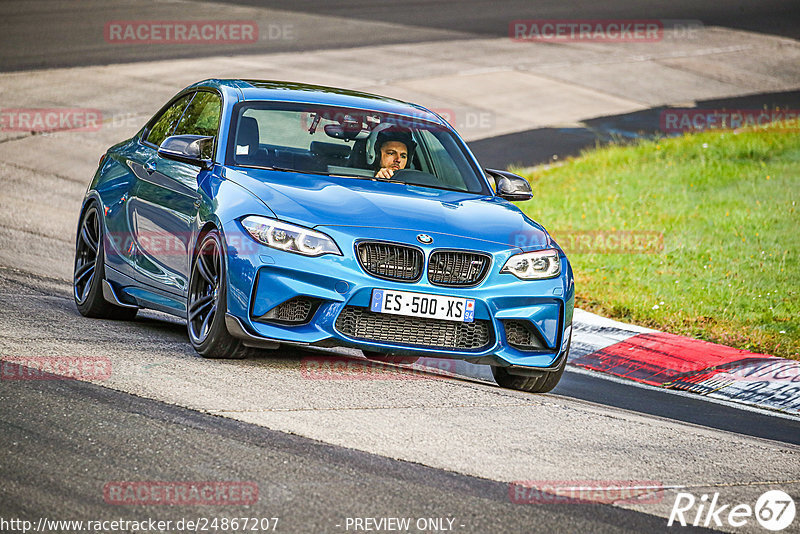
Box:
[417,234,433,244]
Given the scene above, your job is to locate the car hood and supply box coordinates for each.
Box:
[224,167,552,249]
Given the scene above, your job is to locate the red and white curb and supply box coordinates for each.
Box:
[409,309,798,416]
[570,309,800,416]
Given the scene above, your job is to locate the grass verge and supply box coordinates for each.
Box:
[516,122,799,360]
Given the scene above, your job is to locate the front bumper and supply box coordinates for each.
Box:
[222,222,574,369]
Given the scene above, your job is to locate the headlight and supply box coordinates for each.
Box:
[501,249,561,279]
[241,216,341,257]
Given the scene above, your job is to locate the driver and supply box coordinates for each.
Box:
[374,127,416,179]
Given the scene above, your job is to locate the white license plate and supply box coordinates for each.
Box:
[370,289,475,323]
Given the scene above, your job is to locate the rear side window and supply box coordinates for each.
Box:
[174,91,221,138]
[145,93,193,147]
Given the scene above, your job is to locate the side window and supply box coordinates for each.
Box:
[145,93,194,147]
[174,91,221,138]
[417,130,466,190]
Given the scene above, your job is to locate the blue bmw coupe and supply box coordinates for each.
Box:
[74,79,574,392]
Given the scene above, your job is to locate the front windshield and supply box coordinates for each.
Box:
[226,102,490,194]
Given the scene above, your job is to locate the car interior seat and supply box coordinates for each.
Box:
[346,139,368,168]
[235,116,269,166]
[310,141,351,167]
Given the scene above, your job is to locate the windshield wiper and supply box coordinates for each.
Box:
[246,164,333,177]
[369,176,412,186]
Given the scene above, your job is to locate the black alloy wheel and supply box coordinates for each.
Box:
[74,205,101,305]
[74,203,137,320]
[187,229,252,359]
[188,235,221,345]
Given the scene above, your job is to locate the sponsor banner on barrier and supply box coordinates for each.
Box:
[665,358,800,387]
[665,359,800,414]
[706,380,800,415]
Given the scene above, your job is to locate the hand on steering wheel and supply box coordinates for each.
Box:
[375,167,396,179]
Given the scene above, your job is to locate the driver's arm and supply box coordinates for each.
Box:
[375,167,395,179]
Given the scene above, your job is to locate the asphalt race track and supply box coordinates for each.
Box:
[2,0,798,71]
[0,361,694,534]
[0,268,784,533]
[1,2,799,533]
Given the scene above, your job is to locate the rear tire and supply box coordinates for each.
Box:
[492,334,570,393]
[74,203,138,321]
[188,229,253,359]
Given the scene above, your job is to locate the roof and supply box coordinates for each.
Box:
[187,79,445,124]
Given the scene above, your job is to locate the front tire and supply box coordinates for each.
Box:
[187,229,252,359]
[74,203,137,320]
[492,334,570,393]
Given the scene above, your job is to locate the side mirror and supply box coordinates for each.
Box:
[158,135,214,169]
[485,168,533,201]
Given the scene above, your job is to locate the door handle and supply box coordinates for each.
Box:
[144,160,157,174]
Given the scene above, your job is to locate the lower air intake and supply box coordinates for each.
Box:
[336,306,491,350]
[255,297,318,325]
[503,320,547,350]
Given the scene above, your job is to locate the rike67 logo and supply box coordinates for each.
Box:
[668,490,795,531]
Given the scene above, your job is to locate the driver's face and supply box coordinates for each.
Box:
[379,141,408,171]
